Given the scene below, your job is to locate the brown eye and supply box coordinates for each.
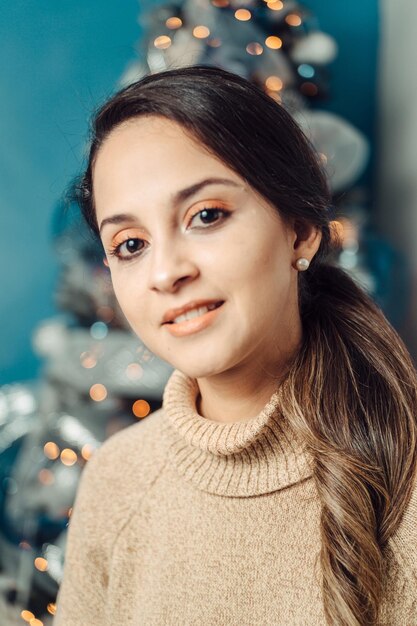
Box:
[188,207,230,228]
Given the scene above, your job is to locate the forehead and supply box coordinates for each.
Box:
[94,115,216,173]
[92,116,247,215]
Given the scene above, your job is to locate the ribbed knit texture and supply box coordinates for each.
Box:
[54,369,417,626]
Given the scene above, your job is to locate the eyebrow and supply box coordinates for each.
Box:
[98,177,242,235]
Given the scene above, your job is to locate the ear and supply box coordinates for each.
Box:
[103,257,109,268]
[291,219,322,265]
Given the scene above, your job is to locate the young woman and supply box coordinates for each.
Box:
[53,65,417,626]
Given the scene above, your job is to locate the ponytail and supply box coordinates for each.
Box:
[279,262,417,625]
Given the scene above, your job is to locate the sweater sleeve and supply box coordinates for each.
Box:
[52,410,166,626]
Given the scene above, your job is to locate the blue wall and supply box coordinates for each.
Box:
[0,0,379,385]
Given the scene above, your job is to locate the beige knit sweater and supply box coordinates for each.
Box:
[54,368,417,625]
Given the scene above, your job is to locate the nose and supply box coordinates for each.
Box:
[147,239,199,294]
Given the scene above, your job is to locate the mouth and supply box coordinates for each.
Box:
[163,301,224,325]
[163,301,225,338]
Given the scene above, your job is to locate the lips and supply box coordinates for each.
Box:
[162,300,224,325]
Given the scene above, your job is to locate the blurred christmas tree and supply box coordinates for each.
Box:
[0,1,410,623]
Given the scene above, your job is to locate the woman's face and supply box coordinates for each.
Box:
[93,115,305,379]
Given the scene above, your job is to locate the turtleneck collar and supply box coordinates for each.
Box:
[161,369,314,497]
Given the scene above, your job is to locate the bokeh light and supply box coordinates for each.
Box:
[166,17,182,29]
[265,76,283,91]
[132,399,151,418]
[286,13,302,27]
[34,557,48,572]
[154,35,171,49]
[246,42,263,55]
[21,610,35,621]
[81,444,94,460]
[89,383,108,401]
[235,9,251,21]
[265,36,282,49]
[193,25,210,38]
[44,441,59,460]
[60,448,78,466]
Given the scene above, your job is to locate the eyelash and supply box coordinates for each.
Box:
[107,207,231,262]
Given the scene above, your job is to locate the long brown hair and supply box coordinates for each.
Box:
[74,65,417,625]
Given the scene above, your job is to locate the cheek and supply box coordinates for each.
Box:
[110,273,148,327]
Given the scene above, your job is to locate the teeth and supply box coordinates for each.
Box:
[172,302,221,324]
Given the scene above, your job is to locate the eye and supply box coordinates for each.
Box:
[187,207,230,228]
[107,237,147,262]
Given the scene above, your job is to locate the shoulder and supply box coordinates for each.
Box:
[70,408,168,542]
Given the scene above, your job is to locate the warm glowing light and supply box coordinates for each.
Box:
[300,82,318,96]
[132,399,151,418]
[246,42,263,55]
[19,540,32,550]
[61,448,78,466]
[166,16,182,29]
[265,36,282,49]
[211,0,229,6]
[90,383,108,401]
[47,603,57,615]
[268,91,282,103]
[34,557,48,572]
[265,76,283,91]
[29,619,43,626]
[44,441,59,460]
[81,444,94,460]
[235,8,251,21]
[21,610,35,621]
[154,35,172,49]
[267,0,284,10]
[38,469,54,485]
[126,363,143,381]
[207,38,222,47]
[285,13,302,26]
[193,25,210,38]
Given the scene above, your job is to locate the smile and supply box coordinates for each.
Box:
[163,302,224,337]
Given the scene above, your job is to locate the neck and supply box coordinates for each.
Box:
[195,348,298,424]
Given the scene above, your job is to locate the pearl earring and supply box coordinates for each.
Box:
[295,257,310,271]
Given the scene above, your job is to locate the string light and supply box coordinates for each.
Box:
[267,1,284,10]
[265,36,282,49]
[47,603,57,615]
[132,399,151,418]
[235,9,251,21]
[34,557,48,572]
[265,76,283,91]
[193,25,210,38]
[154,35,172,49]
[60,448,78,466]
[20,611,35,622]
[165,17,182,29]
[44,441,60,460]
[246,42,263,55]
[211,0,229,6]
[81,444,94,460]
[285,13,302,27]
[89,383,107,401]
